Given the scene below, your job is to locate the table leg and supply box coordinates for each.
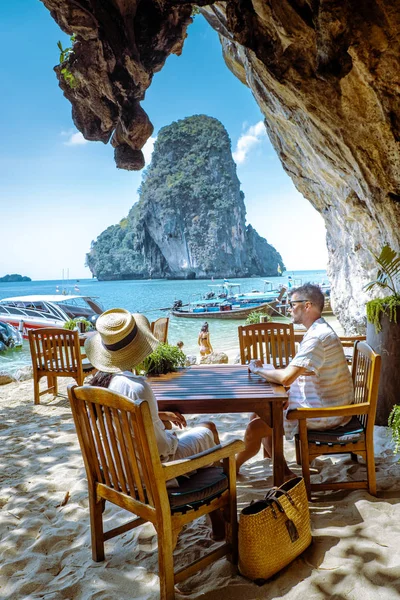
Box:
[255,407,271,459]
[271,400,284,487]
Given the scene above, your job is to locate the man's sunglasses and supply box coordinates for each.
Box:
[288,299,309,308]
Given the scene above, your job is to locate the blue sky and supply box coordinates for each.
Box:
[0,1,328,280]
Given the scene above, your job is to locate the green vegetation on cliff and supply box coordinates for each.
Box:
[87,115,284,280]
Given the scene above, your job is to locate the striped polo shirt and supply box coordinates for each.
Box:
[284,318,354,438]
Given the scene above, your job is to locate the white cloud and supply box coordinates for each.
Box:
[233,121,266,164]
[142,136,156,165]
[63,131,89,146]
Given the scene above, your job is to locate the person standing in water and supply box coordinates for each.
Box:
[198,322,213,356]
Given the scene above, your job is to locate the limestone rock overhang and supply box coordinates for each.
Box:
[40,0,400,332]
[42,0,195,170]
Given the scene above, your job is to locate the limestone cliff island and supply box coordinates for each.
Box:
[87,115,284,281]
[0,274,31,283]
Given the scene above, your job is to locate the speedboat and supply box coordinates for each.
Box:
[0,295,104,338]
[234,280,284,304]
[0,321,23,353]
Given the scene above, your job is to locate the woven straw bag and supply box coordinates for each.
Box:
[238,476,312,582]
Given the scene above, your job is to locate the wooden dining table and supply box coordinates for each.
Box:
[149,364,288,486]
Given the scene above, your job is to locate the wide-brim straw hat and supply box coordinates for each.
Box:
[84,308,159,373]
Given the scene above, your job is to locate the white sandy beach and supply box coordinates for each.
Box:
[1,373,400,600]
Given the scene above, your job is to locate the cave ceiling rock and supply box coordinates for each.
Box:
[41,0,400,331]
[42,0,193,169]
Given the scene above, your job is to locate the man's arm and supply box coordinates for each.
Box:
[252,364,309,387]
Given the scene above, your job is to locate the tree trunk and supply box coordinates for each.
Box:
[366,308,400,426]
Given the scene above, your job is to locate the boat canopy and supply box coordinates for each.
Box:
[0,295,99,303]
[0,295,104,321]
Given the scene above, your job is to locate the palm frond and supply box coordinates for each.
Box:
[364,244,400,298]
[374,245,400,279]
[364,279,389,292]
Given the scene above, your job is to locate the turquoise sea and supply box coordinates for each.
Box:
[0,270,328,374]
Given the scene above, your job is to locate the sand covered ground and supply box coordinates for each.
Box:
[1,376,400,600]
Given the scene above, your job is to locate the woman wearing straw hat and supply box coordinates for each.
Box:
[85,308,220,463]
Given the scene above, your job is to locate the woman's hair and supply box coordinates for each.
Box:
[90,371,114,388]
[201,322,209,332]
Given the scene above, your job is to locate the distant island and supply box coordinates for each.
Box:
[0,274,31,283]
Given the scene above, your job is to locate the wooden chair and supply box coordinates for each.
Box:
[238,321,296,368]
[151,317,169,344]
[287,341,381,499]
[339,335,366,364]
[67,384,244,600]
[28,328,94,405]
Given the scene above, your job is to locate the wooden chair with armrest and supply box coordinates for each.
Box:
[151,317,169,344]
[28,328,94,405]
[238,321,296,368]
[67,384,244,600]
[287,341,381,499]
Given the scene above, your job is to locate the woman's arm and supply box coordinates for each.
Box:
[207,334,213,351]
[158,411,187,429]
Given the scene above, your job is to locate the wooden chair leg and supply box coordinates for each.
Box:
[158,524,175,600]
[226,456,238,564]
[47,375,58,397]
[89,491,105,562]
[33,375,40,405]
[295,437,301,465]
[298,421,311,499]
[365,441,377,496]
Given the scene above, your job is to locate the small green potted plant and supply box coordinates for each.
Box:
[63,317,94,333]
[364,244,400,425]
[136,343,186,376]
[364,244,400,333]
[245,311,271,325]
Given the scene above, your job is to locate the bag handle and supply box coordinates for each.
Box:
[264,487,296,508]
[262,487,300,541]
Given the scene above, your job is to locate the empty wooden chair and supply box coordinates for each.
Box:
[150,317,169,344]
[67,384,244,600]
[338,335,366,364]
[238,321,296,368]
[28,328,94,405]
[287,341,381,499]
[338,335,366,347]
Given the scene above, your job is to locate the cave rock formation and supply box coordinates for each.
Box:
[41,0,400,331]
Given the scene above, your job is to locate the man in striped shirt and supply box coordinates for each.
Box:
[236,284,354,477]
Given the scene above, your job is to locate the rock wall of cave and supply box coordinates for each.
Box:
[41,0,400,332]
[200,1,400,332]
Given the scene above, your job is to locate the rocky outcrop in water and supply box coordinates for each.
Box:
[41,0,400,331]
[0,274,31,283]
[86,115,284,280]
